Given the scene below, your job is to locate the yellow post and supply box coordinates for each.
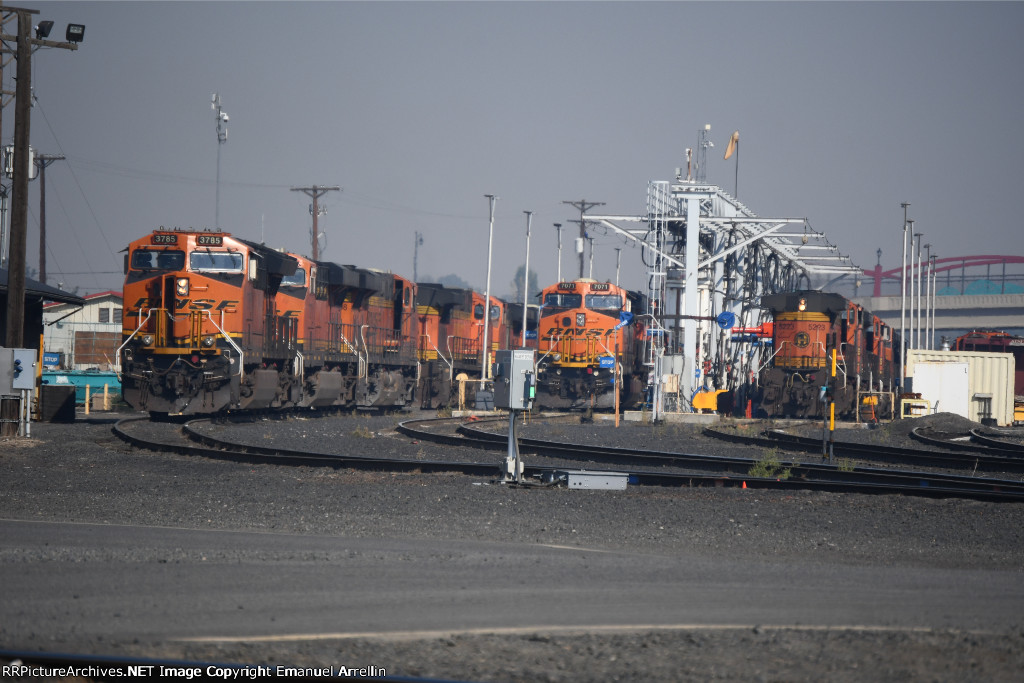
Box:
[103,383,110,411]
[85,384,90,415]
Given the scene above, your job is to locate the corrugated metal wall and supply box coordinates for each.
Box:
[907,350,1014,425]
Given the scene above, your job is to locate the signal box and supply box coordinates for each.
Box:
[492,349,536,411]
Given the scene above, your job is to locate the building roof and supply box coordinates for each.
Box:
[43,290,122,310]
[0,268,86,306]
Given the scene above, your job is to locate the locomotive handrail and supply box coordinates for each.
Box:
[536,330,566,365]
[336,328,361,362]
[757,340,789,374]
[423,333,453,378]
[359,325,369,379]
[204,310,245,380]
[115,308,155,377]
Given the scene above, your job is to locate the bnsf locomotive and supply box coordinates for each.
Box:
[756,291,898,419]
[415,283,508,409]
[533,278,649,409]
[119,228,503,415]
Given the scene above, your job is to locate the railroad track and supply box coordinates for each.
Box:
[112,413,1024,502]
[706,425,1024,474]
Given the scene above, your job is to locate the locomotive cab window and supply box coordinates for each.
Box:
[473,303,502,321]
[585,294,622,311]
[130,249,185,271]
[190,251,244,273]
[281,268,307,287]
[543,292,582,309]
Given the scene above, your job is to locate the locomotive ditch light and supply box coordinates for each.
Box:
[141,335,154,346]
[176,278,189,296]
[201,336,215,348]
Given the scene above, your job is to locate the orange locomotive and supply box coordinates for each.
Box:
[119,228,418,414]
[415,283,508,409]
[533,278,649,409]
[756,290,898,419]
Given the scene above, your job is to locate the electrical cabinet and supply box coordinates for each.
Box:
[0,347,36,393]
[492,349,536,411]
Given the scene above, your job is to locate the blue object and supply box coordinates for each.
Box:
[42,370,121,404]
[716,311,736,329]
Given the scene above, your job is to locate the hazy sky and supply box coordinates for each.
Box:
[11,1,1024,296]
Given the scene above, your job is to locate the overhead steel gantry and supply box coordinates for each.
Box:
[586,179,862,416]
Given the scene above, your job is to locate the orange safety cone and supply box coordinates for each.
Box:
[742,481,747,489]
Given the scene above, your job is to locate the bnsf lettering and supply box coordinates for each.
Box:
[127,297,238,311]
[545,328,604,338]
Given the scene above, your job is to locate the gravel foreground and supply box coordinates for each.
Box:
[2,409,1023,682]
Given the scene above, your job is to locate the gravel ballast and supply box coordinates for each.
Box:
[2,409,1023,681]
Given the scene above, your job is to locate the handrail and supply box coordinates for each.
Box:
[115,308,154,379]
[424,333,453,377]
[757,340,788,374]
[204,310,245,380]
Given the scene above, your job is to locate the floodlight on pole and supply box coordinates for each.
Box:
[481,194,498,381]
[212,93,228,228]
[65,23,84,43]
[554,223,562,282]
[917,231,925,350]
[899,203,909,389]
[521,211,532,347]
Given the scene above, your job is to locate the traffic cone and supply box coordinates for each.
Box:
[742,481,747,489]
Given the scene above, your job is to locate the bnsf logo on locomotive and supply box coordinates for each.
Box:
[130,297,238,311]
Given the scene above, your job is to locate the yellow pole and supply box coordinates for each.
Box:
[103,383,110,411]
[85,384,90,415]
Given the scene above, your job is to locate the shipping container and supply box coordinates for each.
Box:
[907,350,1014,425]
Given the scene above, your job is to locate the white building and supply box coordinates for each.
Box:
[42,291,123,371]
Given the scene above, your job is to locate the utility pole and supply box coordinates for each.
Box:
[34,153,64,285]
[413,231,423,282]
[2,7,81,349]
[562,199,604,279]
[291,185,339,261]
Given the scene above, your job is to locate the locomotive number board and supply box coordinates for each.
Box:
[590,283,611,291]
[196,235,224,246]
[151,234,178,245]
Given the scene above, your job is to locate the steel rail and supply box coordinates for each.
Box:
[112,415,1024,502]
[451,420,1024,500]
[969,428,1024,454]
[910,426,1024,458]
[742,427,1024,473]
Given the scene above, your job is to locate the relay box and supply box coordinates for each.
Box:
[492,349,536,411]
